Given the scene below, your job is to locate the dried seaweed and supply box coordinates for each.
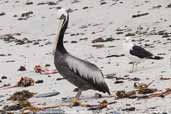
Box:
[17,77,34,87]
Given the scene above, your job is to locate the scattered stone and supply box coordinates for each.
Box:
[105,73,116,79]
[45,64,51,67]
[1,76,7,79]
[114,80,124,84]
[18,11,33,20]
[122,107,135,111]
[71,41,77,43]
[72,0,80,4]
[106,54,125,58]
[130,77,140,81]
[21,11,33,17]
[18,66,26,71]
[0,54,6,56]
[80,25,88,29]
[116,31,124,34]
[83,6,88,10]
[92,44,104,48]
[47,1,57,5]
[35,92,60,98]
[35,80,44,84]
[152,5,162,9]
[79,38,88,41]
[37,1,57,5]
[3,83,11,87]
[0,12,5,16]
[132,12,149,18]
[167,4,171,8]
[25,2,33,5]
[92,37,115,43]
[56,78,65,80]
[100,2,107,5]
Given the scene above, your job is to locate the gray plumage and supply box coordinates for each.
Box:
[53,9,110,98]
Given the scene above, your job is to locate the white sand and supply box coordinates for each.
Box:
[0,0,171,113]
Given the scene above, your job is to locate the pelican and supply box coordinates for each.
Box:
[53,9,110,98]
[123,37,163,72]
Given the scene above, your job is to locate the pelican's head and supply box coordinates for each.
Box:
[57,8,68,22]
[52,8,68,55]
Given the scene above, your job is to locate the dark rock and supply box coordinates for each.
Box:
[157,53,166,55]
[167,4,171,8]
[0,54,6,56]
[100,2,107,5]
[16,40,25,45]
[115,80,124,84]
[71,41,77,43]
[105,73,116,79]
[25,2,33,5]
[92,44,104,48]
[13,14,18,17]
[47,2,57,5]
[116,32,124,34]
[6,60,15,63]
[33,42,39,45]
[21,11,33,17]
[35,80,44,84]
[18,66,26,71]
[72,0,80,4]
[45,64,51,67]
[92,37,114,43]
[79,38,88,41]
[83,6,88,10]
[1,76,7,79]
[106,54,125,58]
[152,5,162,9]
[132,12,149,18]
[130,77,140,81]
[0,12,5,16]
[80,25,88,29]
[37,1,57,5]
[122,107,135,111]
[56,78,65,80]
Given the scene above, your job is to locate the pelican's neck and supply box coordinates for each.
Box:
[54,15,69,54]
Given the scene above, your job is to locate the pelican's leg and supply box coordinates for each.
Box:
[75,89,82,98]
[135,62,138,71]
[131,62,135,73]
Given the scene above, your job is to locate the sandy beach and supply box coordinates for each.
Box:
[0,0,171,113]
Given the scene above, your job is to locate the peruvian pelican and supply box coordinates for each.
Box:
[53,9,110,98]
[123,37,163,72]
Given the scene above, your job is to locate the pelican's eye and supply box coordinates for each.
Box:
[59,14,66,20]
